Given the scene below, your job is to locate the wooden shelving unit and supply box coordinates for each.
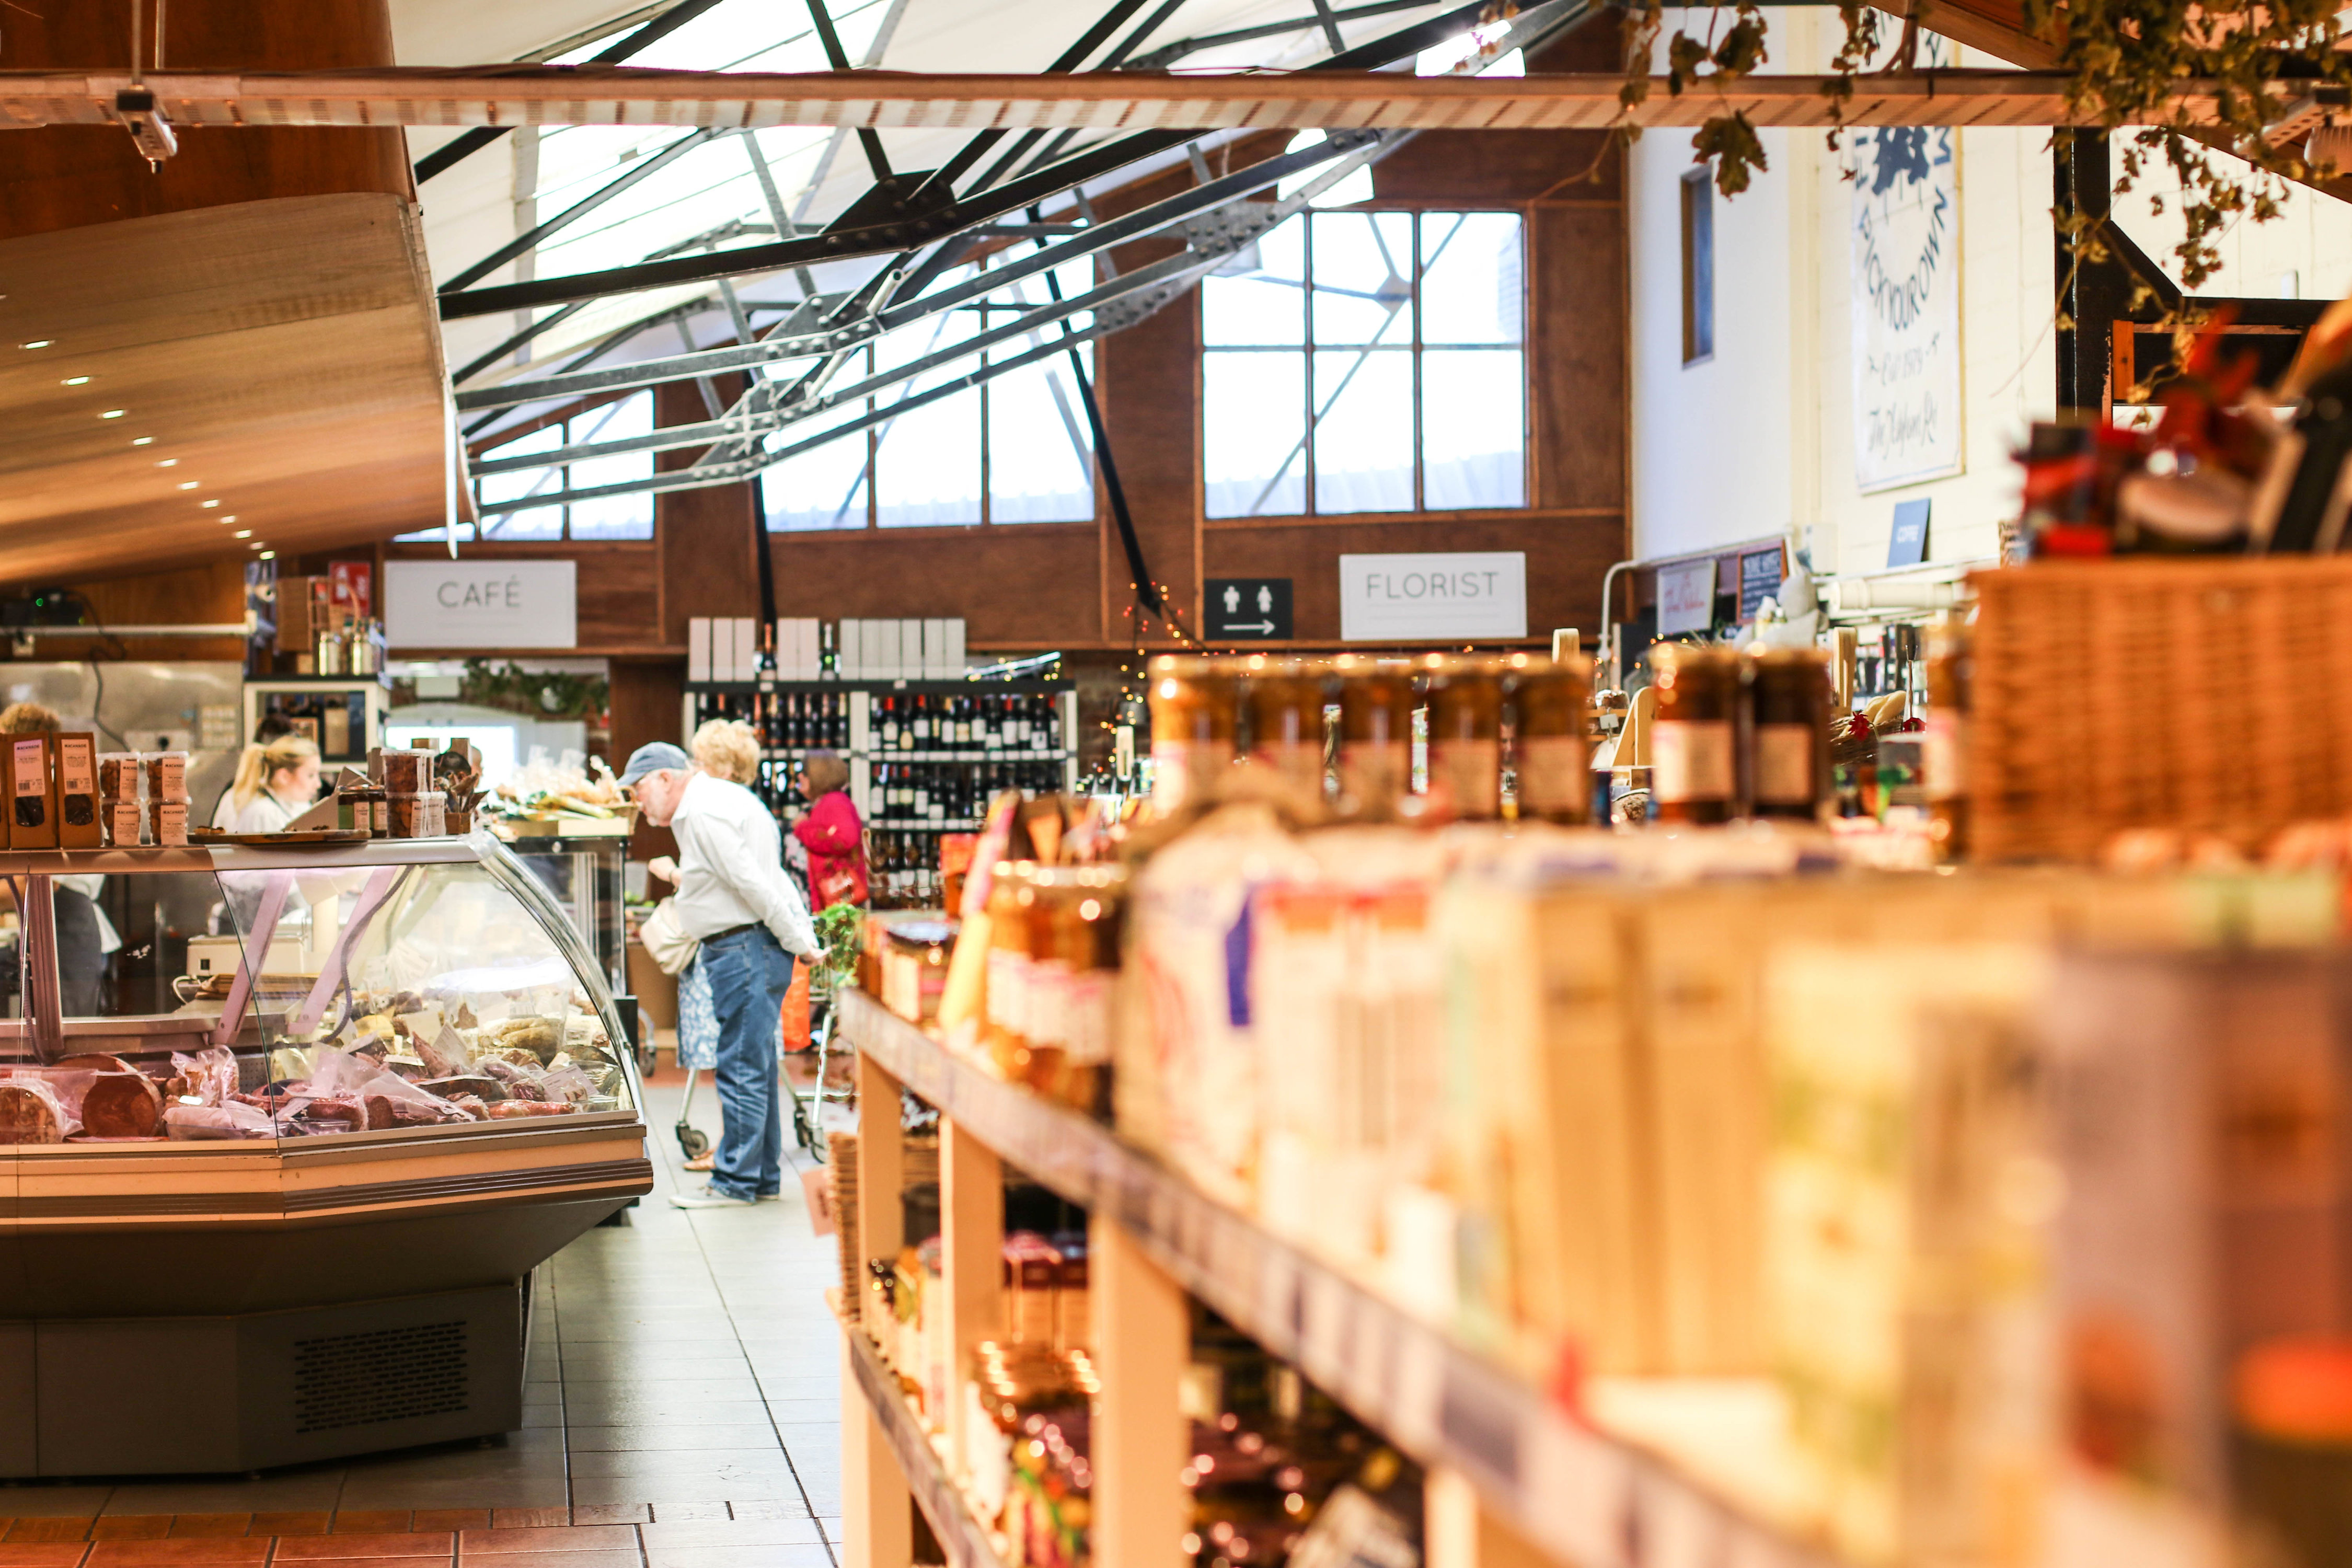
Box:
[836,989,1846,1568]
[841,1320,1011,1568]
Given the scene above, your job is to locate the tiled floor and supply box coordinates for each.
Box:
[0,1067,846,1565]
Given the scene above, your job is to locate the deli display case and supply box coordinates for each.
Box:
[0,835,653,1477]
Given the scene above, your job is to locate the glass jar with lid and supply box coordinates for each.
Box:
[1146,656,1237,813]
[1647,644,1738,824]
[1331,655,1414,820]
[1421,655,1504,821]
[1742,647,1829,819]
[1241,656,1327,801]
[1504,652,1593,824]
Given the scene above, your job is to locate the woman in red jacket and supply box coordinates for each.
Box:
[792,751,867,908]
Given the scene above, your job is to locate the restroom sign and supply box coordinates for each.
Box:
[1206,578,1292,641]
[1339,552,1527,642]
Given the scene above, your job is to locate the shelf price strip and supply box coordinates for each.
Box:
[842,992,1845,1568]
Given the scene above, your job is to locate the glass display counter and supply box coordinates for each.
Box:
[0,835,652,1478]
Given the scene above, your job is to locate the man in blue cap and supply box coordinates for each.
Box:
[619,741,817,1207]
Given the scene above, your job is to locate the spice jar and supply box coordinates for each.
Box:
[1421,655,1504,821]
[1505,652,1593,824]
[1648,644,1738,824]
[1742,648,1829,819]
[1923,615,1971,858]
[1242,656,1327,800]
[1332,654,1414,819]
[1146,656,1237,813]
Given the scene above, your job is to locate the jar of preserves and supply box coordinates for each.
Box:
[1742,647,1829,819]
[1504,652,1593,824]
[1923,615,1971,858]
[1647,644,1738,824]
[1241,656,1327,801]
[1421,655,1504,821]
[1146,656,1238,813]
[1332,654,1413,819]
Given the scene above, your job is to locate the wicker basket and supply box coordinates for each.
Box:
[1968,557,2352,862]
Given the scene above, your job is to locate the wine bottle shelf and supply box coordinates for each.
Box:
[839,989,1846,1568]
[843,1316,1011,1568]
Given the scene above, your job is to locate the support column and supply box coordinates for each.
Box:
[844,1053,911,1568]
[1424,1467,1551,1568]
[1087,1217,1190,1567]
[939,1116,1004,1464]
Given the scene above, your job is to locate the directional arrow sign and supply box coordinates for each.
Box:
[1205,578,1292,641]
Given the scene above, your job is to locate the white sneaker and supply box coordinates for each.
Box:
[671,1184,756,1209]
[758,1191,783,1202]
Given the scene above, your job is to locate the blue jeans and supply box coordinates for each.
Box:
[701,927,794,1201]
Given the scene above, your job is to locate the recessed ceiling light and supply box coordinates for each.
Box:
[98,409,124,419]
[19,340,50,350]
[221,515,236,523]
[130,436,154,446]
[234,530,252,538]
[60,376,89,386]
[258,550,276,561]
[199,499,219,508]
[177,481,198,491]
[157,458,177,467]
[247,541,264,550]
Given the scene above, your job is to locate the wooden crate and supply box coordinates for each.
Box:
[1968,558,2352,861]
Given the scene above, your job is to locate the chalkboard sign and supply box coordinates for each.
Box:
[1738,548,1784,619]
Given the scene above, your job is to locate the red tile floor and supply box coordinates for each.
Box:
[2,1072,840,1568]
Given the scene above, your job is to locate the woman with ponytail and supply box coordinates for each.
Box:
[225,734,322,834]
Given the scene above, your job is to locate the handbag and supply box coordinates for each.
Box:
[815,838,868,909]
[639,897,700,976]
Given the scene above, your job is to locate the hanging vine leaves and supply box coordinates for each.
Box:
[1621,0,2352,291]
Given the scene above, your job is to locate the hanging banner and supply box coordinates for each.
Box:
[386,560,577,649]
[1851,122,1962,492]
[1339,552,1526,642]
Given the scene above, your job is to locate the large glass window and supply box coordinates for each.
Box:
[1202,210,1527,518]
[407,391,656,543]
[765,258,1097,531]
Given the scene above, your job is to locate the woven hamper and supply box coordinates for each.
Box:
[1968,558,2352,861]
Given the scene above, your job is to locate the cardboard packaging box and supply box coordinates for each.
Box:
[4,735,55,849]
[53,733,99,849]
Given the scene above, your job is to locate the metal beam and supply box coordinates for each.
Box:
[471,132,1390,489]
[454,126,1372,412]
[439,128,724,295]
[412,0,739,183]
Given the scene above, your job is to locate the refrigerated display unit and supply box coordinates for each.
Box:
[0,834,653,1477]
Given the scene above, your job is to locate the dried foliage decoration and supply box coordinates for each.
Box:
[1622,0,2352,292]
[2024,0,2350,288]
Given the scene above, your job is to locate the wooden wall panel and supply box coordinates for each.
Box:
[1531,202,1629,517]
[766,525,1101,648]
[0,0,408,242]
[655,380,760,647]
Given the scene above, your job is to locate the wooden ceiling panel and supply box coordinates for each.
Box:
[0,191,447,584]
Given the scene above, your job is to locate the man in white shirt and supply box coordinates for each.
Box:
[621,742,816,1207]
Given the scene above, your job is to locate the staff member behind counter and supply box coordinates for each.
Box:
[0,702,118,1014]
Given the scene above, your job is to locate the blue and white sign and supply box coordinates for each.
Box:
[1339,552,1526,642]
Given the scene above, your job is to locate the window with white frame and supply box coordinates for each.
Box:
[406,391,657,541]
[1201,209,1526,518]
[764,257,1097,531]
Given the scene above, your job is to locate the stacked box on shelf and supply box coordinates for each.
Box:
[2044,948,2352,1568]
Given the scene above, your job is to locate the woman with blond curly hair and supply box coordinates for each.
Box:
[650,719,765,1170]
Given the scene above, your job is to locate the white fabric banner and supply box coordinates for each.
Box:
[1851,124,1963,492]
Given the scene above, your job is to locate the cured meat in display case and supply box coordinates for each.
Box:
[0,836,653,1477]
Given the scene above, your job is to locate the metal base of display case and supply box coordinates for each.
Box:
[0,1282,526,1477]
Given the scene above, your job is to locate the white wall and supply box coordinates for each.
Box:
[1629,13,2057,578]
